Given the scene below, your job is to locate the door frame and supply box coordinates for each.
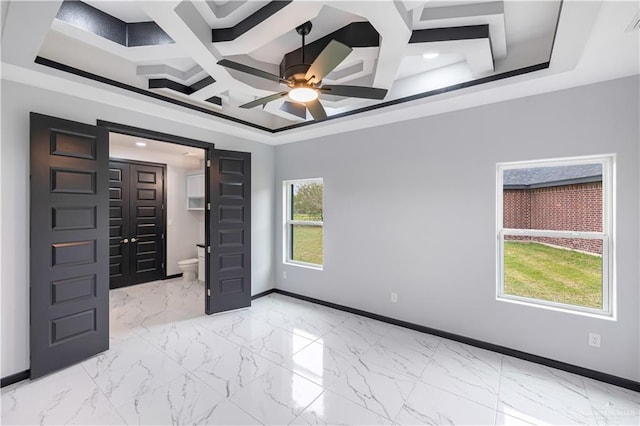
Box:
[98,120,213,313]
[109,157,167,287]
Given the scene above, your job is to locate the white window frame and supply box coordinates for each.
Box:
[283,178,324,270]
[496,154,615,318]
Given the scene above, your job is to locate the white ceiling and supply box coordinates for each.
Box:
[1,1,638,145]
[81,0,151,23]
[109,132,205,169]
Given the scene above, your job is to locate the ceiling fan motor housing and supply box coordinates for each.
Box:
[283,63,314,84]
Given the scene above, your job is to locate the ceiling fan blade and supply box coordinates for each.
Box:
[240,91,289,109]
[319,85,388,100]
[218,59,289,84]
[280,101,307,119]
[305,40,353,84]
[306,99,327,121]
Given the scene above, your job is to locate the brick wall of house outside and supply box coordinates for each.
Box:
[503,190,530,228]
[504,182,603,254]
[503,189,531,241]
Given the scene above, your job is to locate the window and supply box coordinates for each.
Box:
[497,155,614,316]
[284,179,323,268]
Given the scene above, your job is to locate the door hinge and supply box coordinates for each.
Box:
[207,203,211,210]
[161,233,164,239]
[207,246,211,254]
[162,262,164,268]
[207,288,211,297]
[207,160,211,167]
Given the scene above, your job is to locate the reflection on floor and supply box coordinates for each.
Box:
[2,278,639,425]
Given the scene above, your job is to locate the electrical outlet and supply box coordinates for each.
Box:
[588,332,601,348]
[283,271,287,279]
[390,292,398,303]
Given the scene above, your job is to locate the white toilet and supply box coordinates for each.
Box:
[177,258,198,281]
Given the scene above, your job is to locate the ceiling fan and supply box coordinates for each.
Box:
[217,21,388,121]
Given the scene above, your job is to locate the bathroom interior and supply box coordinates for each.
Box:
[109,132,206,309]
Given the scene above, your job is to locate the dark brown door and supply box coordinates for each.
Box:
[109,160,165,288]
[207,150,251,314]
[30,112,109,379]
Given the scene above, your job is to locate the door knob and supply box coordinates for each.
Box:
[130,237,137,243]
[120,238,129,244]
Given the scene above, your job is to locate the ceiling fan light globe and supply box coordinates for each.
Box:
[288,87,318,103]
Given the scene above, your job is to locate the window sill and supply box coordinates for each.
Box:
[284,261,323,271]
[496,295,616,321]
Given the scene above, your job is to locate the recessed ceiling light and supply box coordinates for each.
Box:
[423,52,440,60]
[135,142,146,147]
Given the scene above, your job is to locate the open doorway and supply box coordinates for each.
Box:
[108,132,207,324]
[29,113,251,378]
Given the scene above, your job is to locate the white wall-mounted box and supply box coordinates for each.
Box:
[186,170,204,210]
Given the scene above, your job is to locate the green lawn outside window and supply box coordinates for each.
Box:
[503,241,603,309]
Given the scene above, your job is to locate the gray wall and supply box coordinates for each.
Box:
[1,80,275,378]
[274,76,640,381]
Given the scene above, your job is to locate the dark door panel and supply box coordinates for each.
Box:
[108,161,130,289]
[130,163,164,285]
[208,150,251,314]
[30,112,109,379]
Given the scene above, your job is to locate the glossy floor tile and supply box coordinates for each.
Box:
[498,357,596,425]
[229,364,324,425]
[396,381,496,425]
[2,278,638,425]
[420,340,502,410]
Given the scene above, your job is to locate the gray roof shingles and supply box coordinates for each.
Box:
[504,164,602,186]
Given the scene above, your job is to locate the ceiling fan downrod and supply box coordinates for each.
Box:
[295,21,313,65]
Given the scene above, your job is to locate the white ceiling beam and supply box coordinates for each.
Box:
[136,64,205,82]
[142,1,221,82]
[416,2,507,59]
[1,0,63,66]
[420,2,503,21]
[548,0,603,73]
[211,2,324,57]
[205,0,246,19]
[50,20,188,62]
[403,39,494,78]
[191,0,269,29]
[141,0,281,121]
[334,1,413,90]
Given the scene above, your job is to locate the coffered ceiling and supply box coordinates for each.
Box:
[1,1,639,144]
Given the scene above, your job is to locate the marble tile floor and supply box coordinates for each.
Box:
[2,278,639,425]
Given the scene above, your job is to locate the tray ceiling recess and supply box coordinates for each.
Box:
[34,0,562,132]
